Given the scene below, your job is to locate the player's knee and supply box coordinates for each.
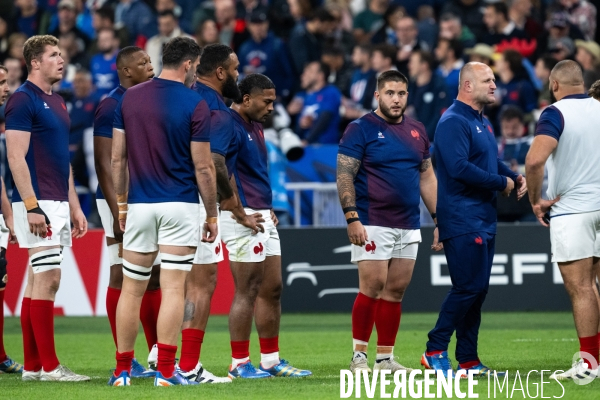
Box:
[261,281,283,302]
[384,287,406,302]
[361,279,385,298]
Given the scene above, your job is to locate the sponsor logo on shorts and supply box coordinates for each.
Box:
[253,242,264,255]
[365,241,376,254]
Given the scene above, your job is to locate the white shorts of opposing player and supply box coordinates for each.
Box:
[13,201,72,274]
[221,208,281,262]
[122,202,199,280]
[550,210,600,263]
[351,226,421,264]
[97,199,160,266]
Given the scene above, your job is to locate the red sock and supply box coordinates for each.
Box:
[259,336,279,354]
[352,292,378,342]
[157,343,177,378]
[0,291,6,361]
[179,329,204,372]
[231,340,250,359]
[140,289,161,351]
[30,300,60,372]
[106,287,121,348]
[459,359,481,370]
[426,350,445,356]
[375,299,401,347]
[579,335,600,366]
[597,332,600,348]
[20,298,41,371]
[115,350,134,376]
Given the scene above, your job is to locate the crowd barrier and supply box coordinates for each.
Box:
[2,225,570,316]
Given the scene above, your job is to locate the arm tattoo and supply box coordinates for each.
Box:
[183,300,195,322]
[211,153,234,200]
[420,158,432,173]
[336,154,361,209]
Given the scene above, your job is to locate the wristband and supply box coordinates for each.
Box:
[23,196,39,211]
[343,206,359,221]
[205,217,218,224]
[346,218,360,224]
[342,206,357,213]
[430,213,437,220]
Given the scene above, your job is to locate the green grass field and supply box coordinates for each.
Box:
[1,312,598,399]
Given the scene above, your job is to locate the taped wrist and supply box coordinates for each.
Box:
[27,206,51,225]
[116,193,128,220]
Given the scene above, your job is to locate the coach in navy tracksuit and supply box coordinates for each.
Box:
[421,62,527,377]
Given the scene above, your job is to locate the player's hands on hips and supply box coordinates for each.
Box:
[202,222,218,243]
[71,207,88,238]
[515,175,528,200]
[5,214,17,244]
[532,197,560,227]
[112,218,124,242]
[235,212,265,235]
[27,212,50,238]
[347,221,368,246]
[270,209,279,227]
[502,177,515,197]
[431,227,443,252]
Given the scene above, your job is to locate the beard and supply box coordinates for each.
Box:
[222,72,241,100]
[549,89,557,104]
[379,101,406,121]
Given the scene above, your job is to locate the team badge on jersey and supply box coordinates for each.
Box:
[378,132,385,139]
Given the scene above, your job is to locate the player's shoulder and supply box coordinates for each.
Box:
[403,115,426,131]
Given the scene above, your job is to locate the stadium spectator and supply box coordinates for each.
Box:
[0,17,8,60]
[288,61,342,144]
[68,69,98,156]
[559,0,596,41]
[114,0,157,47]
[50,0,91,51]
[211,0,249,51]
[352,0,389,44]
[341,44,376,121]
[438,12,476,49]
[482,2,528,47]
[415,5,438,52]
[52,40,76,93]
[534,55,558,108]
[90,28,119,98]
[441,0,486,39]
[424,62,524,378]
[235,0,262,20]
[526,60,600,381]
[194,19,219,47]
[324,2,356,58]
[407,50,449,141]
[493,49,537,120]
[497,106,530,171]
[145,11,192,75]
[288,7,336,75]
[11,0,49,37]
[4,58,23,95]
[321,46,353,96]
[435,38,463,102]
[338,70,439,375]
[542,12,585,55]
[237,8,295,100]
[57,31,87,68]
[394,16,429,76]
[6,33,28,80]
[507,0,541,39]
[549,36,575,61]
[574,40,600,91]
[6,34,90,382]
[464,43,493,66]
[325,0,354,33]
[370,5,405,45]
[89,6,129,57]
[155,0,192,34]
[371,43,397,76]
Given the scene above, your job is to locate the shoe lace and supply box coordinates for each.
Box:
[131,359,146,374]
[241,362,258,373]
[59,365,75,376]
[437,355,453,371]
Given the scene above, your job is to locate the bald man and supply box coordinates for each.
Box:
[526,61,600,381]
[422,62,527,378]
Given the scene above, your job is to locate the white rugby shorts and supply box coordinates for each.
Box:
[351,226,421,263]
[13,200,72,249]
[550,210,600,262]
[123,202,200,253]
[221,208,280,263]
[0,214,9,249]
[192,204,224,265]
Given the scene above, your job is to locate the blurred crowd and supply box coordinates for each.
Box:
[0,0,598,224]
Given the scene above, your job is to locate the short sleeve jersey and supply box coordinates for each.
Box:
[5,81,70,203]
[338,112,430,229]
[93,85,126,200]
[229,110,272,210]
[192,82,236,172]
[113,78,211,204]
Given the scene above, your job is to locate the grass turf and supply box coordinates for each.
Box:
[1,312,598,399]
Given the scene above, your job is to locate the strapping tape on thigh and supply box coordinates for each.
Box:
[30,248,63,269]
[122,260,152,280]
[160,253,194,271]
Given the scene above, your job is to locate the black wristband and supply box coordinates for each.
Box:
[346,218,360,224]
[27,206,51,225]
[430,213,437,220]
[343,206,357,214]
